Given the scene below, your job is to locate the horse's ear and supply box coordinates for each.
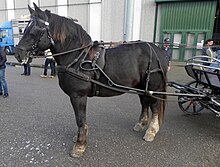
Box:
[28,5,35,14]
[33,2,42,13]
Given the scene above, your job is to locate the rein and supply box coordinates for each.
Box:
[32,41,145,59]
[58,66,176,101]
[31,43,93,59]
[57,65,147,95]
[48,43,93,57]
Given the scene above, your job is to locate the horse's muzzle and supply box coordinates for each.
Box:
[14,47,23,63]
[14,46,33,64]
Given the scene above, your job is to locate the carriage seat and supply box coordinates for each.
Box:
[185,55,220,88]
[185,64,220,88]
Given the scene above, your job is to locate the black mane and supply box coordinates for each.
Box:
[49,12,92,46]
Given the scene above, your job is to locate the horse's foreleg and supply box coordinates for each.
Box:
[143,100,165,141]
[69,96,88,158]
[133,96,150,131]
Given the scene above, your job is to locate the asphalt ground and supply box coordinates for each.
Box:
[0,56,219,167]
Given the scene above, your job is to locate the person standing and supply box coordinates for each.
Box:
[162,37,172,71]
[21,63,31,76]
[40,49,56,78]
[202,39,214,66]
[0,47,9,98]
[210,49,220,73]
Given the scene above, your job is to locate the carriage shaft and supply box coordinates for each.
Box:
[147,91,206,97]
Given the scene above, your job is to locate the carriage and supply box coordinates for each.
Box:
[168,55,220,117]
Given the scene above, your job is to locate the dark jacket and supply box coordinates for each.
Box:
[0,48,6,69]
[201,47,212,66]
[162,47,172,65]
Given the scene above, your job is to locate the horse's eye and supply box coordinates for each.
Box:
[30,27,42,36]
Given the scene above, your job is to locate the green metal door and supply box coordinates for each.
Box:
[160,0,217,61]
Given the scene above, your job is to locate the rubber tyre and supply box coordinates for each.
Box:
[5,47,11,55]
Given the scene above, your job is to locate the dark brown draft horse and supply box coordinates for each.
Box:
[14,3,168,157]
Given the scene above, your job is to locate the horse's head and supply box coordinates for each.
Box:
[15,3,54,63]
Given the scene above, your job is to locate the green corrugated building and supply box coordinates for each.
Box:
[155,0,219,61]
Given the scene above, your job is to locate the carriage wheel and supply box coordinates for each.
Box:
[178,81,205,114]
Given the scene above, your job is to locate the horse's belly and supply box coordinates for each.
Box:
[58,73,93,97]
[97,87,124,97]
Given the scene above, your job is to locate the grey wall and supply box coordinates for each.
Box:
[68,3,89,31]
[140,0,157,42]
[15,0,29,9]
[0,0,7,25]
[40,0,56,7]
[101,0,125,41]
[0,0,158,42]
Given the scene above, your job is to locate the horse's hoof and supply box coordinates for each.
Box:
[69,144,86,158]
[70,148,85,158]
[69,151,83,158]
[143,134,155,142]
[133,123,145,132]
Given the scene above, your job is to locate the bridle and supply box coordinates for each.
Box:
[32,14,55,49]
[15,13,54,58]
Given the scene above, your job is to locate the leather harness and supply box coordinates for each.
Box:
[56,42,165,97]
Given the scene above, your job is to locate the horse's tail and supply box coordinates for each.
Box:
[158,79,167,126]
[158,97,166,126]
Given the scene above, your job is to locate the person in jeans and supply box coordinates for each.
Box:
[0,47,9,98]
[40,49,56,78]
[21,63,31,76]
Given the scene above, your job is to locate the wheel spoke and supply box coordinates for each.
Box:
[185,101,193,111]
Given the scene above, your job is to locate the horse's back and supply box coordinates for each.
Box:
[104,42,166,78]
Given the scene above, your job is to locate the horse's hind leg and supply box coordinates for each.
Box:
[143,99,165,141]
[133,95,150,131]
[69,96,88,158]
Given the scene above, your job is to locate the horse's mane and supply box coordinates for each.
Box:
[48,11,92,46]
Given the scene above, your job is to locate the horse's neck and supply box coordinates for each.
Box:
[51,36,90,66]
[49,15,92,66]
